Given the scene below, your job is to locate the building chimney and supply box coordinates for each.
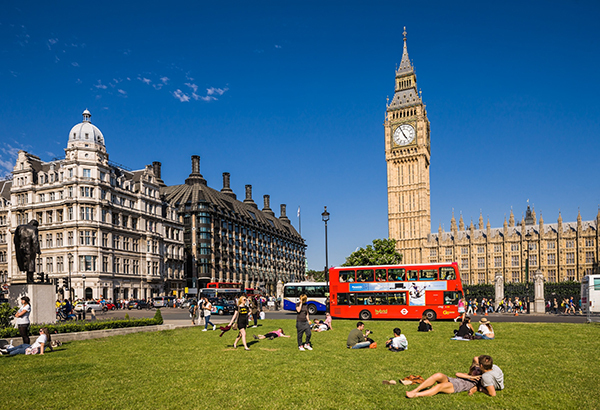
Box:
[220,172,236,199]
[185,155,207,186]
[262,194,275,216]
[243,184,258,208]
[152,161,166,186]
[279,204,290,223]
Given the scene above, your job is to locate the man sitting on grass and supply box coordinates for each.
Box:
[347,321,372,349]
[385,327,408,352]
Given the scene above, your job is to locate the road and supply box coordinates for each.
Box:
[90,307,589,325]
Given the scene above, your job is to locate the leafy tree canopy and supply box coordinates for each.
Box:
[342,238,403,267]
[306,269,326,282]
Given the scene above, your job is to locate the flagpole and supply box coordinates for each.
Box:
[298,206,301,236]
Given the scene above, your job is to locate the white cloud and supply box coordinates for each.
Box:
[76,78,82,84]
[47,38,58,50]
[0,143,26,174]
[160,77,169,84]
[71,62,79,67]
[275,45,282,49]
[46,151,56,158]
[94,80,107,89]
[118,89,127,96]
[123,49,131,56]
[138,77,151,85]
[207,87,228,96]
[172,89,190,102]
[153,84,163,90]
[185,83,198,93]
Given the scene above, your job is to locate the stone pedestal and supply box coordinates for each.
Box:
[534,271,545,314]
[8,284,56,324]
[494,271,504,310]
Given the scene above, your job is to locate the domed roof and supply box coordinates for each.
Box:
[68,110,104,146]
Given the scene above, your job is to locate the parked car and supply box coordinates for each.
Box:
[152,296,176,308]
[208,298,236,315]
[74,301,104,312]
[104,302,116,310]
[128,299,150,310]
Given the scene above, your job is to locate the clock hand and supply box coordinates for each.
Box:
[400,129,408,139]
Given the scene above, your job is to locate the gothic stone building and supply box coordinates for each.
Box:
[161,156,306,295]
[0,110,185,300]
[385,31,598,283]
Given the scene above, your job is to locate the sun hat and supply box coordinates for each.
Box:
[479,318,490,324]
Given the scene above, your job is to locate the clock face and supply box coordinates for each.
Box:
[393,124,415,146]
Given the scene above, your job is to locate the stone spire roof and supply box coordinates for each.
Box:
[396,27,415,76]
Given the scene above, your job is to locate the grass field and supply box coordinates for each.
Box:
[1,319,599,410]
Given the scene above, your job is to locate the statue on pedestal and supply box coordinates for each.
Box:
[14,220,41,284]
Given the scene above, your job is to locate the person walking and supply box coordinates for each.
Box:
[227,296,251,350]
[15,296,31,345]
[189,299,197,325]
[202,297,216,331]
[250,296,260,328]
[455,297,466,322]
[296,294,312,351]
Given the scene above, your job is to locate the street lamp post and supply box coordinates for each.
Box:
[82,273,86,321]
[321,206,330,312]
[67,252,73,302]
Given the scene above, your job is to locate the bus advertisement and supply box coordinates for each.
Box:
[283,282,328,315]
[206,282,243,290]
[329,262,463,321]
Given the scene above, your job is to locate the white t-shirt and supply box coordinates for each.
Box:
[478,324,493,336]
[203,301,213,316]
[391,334,408,350]
[16,304,31,325]
[31,334,47,350]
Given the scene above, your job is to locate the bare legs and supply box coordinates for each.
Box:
[406,373,455,398]
[234,328,249,350]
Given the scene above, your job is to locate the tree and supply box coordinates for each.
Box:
[342,238,403,267]
[306,269,326,282]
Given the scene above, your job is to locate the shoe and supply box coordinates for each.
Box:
[304,344,313,350]
[253,335,259,340]
[202,329,207,332]
[244,348,250,351]
[454,317,457,322]
[9,340,13,348]
[382,380,397,385]
[213,325,216,331]
[252,325,258,328]
[298,346,306,351]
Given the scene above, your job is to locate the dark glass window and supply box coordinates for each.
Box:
[375,269,387,282]
[420,269,438,280]
[407,270,419,281]
[338,270,355,283]
[356,269,374,282]
[444,291,461,305]
[440,267,457,280]
[389,269,405,281]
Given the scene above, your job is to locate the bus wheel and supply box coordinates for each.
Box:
[307,304,318,316]
[424,310,436,321]
[359,310,372,321]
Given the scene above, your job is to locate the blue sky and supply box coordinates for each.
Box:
[1,1,599,270]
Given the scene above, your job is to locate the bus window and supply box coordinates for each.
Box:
[356,269,374,282]
[407,270,419,281]
[374,293,388,305]
[356,293,374,305]
[305,286,326,298]
[337,293,355,305]
[420,269,438,280]
[444,291,461,305]
[375,269,387,282]
[387,292,407,305]
[339,270,355,283]
[440,267,456,280]
[389,269,405,281]
[284,286,298,298]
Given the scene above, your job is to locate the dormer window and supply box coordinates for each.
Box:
[85,133,89,139]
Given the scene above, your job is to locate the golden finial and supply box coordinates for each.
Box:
[403,27,407,40]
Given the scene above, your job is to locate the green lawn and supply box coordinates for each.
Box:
[1,320,599,410]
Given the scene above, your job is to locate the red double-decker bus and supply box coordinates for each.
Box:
[329,262,463,321]
[206,282,243,290]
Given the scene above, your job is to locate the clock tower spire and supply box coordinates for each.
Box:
[385,28,431,264]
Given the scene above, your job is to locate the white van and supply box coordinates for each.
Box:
[581,275,600,314]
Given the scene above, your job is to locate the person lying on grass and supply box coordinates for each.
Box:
[0,327,52,356]
[253,328,291,340]
[393,361,482,398]
[312,319,329,332]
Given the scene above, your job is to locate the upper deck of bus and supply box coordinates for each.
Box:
[329,262,459,270]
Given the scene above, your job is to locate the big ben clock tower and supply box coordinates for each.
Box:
[385,28,431,264]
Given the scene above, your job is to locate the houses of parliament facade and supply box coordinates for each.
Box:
[386,30,598,285]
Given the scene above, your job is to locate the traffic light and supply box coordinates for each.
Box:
[62,278,68,288]
[36,272,44,283]
[54,278,59,293]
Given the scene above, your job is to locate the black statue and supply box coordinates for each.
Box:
[14,220,41,283]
